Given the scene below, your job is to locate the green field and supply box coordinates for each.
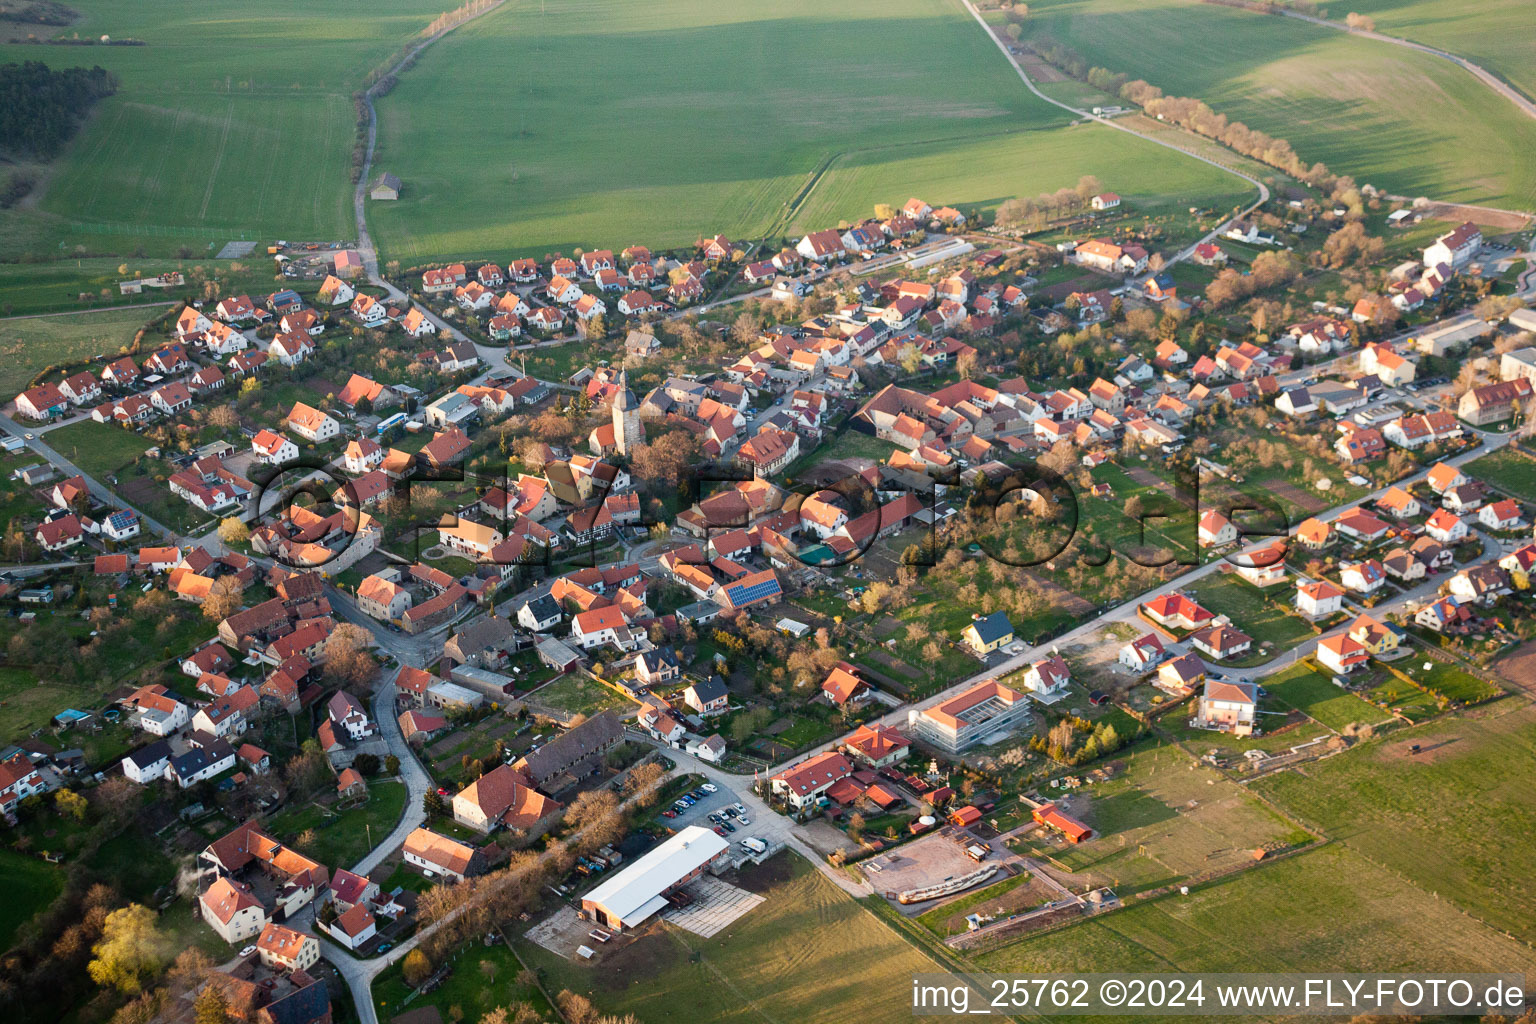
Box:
[1262,663,1388,732]
[1337,0,1536,101]
[518,855,948,1024]
[0,0,448,260]
[1256,701,1536,942]
[1185,571,1315,659]
[0,849,64,952]
[1014,740,1302,896]
[265,779,409,871]
[1465,447,1536,503]
[0,308,149,396]
[366,0,1254,262]
[977,843,1536,976]
[1018,0,1536,211]
[524,673,633,717]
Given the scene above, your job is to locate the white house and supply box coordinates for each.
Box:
[200,878,268,945]
[251,429,299,465]
[1118,633,1165,672]
[287,402,340,443]
[1295,579,1344,619]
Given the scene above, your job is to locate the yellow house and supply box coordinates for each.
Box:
[961,612,1014,654]
[1346,613,1400,655]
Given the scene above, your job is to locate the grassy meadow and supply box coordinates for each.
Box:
[1335,0,1536,100]
[977,843,1536,977]
[0,307,148,395]
[1254,699,1536,942]
[517,855,948,1024]
[0,0,449,260]
[1017,0,1536,211]
[366,0,1254,262]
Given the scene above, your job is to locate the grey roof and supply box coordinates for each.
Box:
[373,172,401,191]
[521,593,560,619]
[516,711,623,786]
[447,616,519,656]
[124,739,172,769]
[967,611,1014,644]
[687,675,728,704]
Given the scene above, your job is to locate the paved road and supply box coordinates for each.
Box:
[1273,8,1536,124]
[349,672,433,877]
[0,411,178,542]
[351,2,513,379]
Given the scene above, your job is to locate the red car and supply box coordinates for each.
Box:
[713,826,728,837]
[662,810,677,818]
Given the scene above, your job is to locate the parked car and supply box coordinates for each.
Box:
[701,783,718,793]
[662,810,677,818]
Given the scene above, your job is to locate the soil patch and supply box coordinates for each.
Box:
[1418,202,1530,233]
[1379,735,1464,764]
[1493,641,1536,697]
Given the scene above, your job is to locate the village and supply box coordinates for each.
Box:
[1,180,1535,1024]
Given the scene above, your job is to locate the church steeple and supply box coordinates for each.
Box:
[612,368,643,455]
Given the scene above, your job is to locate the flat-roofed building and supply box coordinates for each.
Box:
[905,679,1031,753]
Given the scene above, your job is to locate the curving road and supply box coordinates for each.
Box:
[1273,8,1536,124]
[959,0,1271,246]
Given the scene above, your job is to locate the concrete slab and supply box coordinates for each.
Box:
[661,875,764,937]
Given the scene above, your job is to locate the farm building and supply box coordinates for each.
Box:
[1032,803,1092,843]
[370,172,401,200]
[581,825,730,932]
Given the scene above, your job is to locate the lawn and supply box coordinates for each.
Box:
[1185,570,1316,658]
[0,849,64,952]
[1465,447,1536,503]
[0,0,450,262]
[524,674,634,718]
[517,854,949,1024]
[0,308,151,394]
[42,419,212,533]
[1011,739,1303,896]
[1255,700,1536,943]
[1017,0,1536,211]
[366,0,1253,263]
[373,938,555,1023]
[976,843,1536,975]
[265,779,409,872]
[1262,662,1388,732]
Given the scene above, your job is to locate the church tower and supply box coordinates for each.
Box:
[613,368,643,456]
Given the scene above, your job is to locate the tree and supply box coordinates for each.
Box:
[88,904,169,995]
[323,623,376,688]
[385,754,401,775]
[622,761,667,805]
[402,949,433,987]
[54,788,88,822]
[846,812,866,839]
[202,576,244,622]
[193,983,229,1024]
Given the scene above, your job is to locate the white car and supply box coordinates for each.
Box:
[239,945,257,958]
[701,783,718,794]
[737,816,751,826]
[733,802,746,814]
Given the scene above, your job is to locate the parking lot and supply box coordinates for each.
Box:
[660,781,765,855]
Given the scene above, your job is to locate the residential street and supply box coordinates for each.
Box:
[765,424,1518,776]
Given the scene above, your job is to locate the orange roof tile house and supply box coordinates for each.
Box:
[906,679,1031,753]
